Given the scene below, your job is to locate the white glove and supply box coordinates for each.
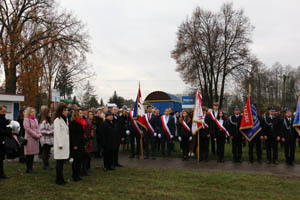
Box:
[69,158,74,163]
[158,134,162,139]
[178,136,182,141]
[126,130,130,135]
[171,135,174,139]
[154,132,157,137]
[189,136,192,141]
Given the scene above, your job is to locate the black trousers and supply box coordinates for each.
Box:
[72,154,82,179]
[96,136,103,157]
[180,136,189,158]
[0,159,4,176]
[82,152,91,173]
[103,149,113,169]
[26,155,34,171]
[284,139,296,163]
[232,137,242,161]
[161,135,172,157]
[130,133,141,156]
[200,136,209,160]
[266,137,278,161]
[144,132,156,158]
[56,159,65,183]
[113,146,120,166]
[211,134,216,155]
[249,136,262,162]
[42,144,52,167]
[216,135,225,161]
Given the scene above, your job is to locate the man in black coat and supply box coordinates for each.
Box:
[248,114,263,164]
[144,106,157,159]
[200,107,210,162]
[111,107,125,167]
[281,109,298,165]
[206,102,219,156]
[102,111,119,171]
[262,107,281,164]
[228,106,243,163]
[0,105,12,179]
[128,112,141,159]
[158,108,176,158]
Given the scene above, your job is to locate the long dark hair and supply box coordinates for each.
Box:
[53,103,67,122]
[217,110,225,120]
[41,108,51,124]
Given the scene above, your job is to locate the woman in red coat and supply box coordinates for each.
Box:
[82,110,94,175]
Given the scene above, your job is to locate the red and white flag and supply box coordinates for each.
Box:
[192,90,207,135]
[133,83,156,136]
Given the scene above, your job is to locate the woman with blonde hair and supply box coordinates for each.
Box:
[23,107,42,173]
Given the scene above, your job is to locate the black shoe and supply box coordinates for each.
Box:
[72,177,81,182]
[249,160,254,164]
[26,169,33,174]
[273,160,279,165]
[257,160,262,164]
[103,167,109,172]
[151,157,156,160]
[115,164,123,167]
[144,156,149,160]
[129,155,134,158]
[56,181,66,185]
[266,160,272,164]
[108,167,115,171]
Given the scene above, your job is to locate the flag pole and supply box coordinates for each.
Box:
[248,84,252,96]
[197,130,200,161]
[140,133,144,159]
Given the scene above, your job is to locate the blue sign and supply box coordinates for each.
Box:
[182,96,195,105]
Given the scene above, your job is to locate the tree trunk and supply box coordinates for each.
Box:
[5,66,17,94]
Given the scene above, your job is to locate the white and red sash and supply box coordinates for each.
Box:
[130,111,142,136]
[209,112,230,137]
[145,113,155,136]
[161,115,172,140]
[182,120,191,133]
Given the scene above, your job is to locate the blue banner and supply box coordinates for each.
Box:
[293,97,300,134]
[182,96,195,105]
[240,97,262,141]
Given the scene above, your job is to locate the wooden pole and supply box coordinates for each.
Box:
[197,131,200,161]
[140,134,144,159]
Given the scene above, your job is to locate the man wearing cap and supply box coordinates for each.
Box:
[228,105,243,163]
[262,107,281,164]
[102,111,118,171]
[281,109,298,165]
[206,102,219,156]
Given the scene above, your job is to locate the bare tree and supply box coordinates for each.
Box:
[171,3,254,108]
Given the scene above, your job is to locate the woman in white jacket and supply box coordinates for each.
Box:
[53,103,69,185]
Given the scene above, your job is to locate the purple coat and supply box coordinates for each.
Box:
[24,118,42,155]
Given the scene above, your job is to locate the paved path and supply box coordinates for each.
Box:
[118,153,300,177]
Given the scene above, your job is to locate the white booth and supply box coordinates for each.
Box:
[0,94,24,120]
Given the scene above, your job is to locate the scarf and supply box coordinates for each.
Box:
[29,115,36,120]
[76,117,86,129]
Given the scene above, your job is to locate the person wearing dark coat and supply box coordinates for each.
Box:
[228,106,243,163]
[206,102,219,156]
[200,108,210,162]
[177,111,192,161]
[0,105,12,179]
[216,111,228,163]
[262,107,281,164]
[128,112,141,159]
[248,115,263,164]
[102,111,119,171]
[17,109,26,163]
[158,108,176,158]
[69,109,85,182]
[112,106,125,167]
[281,109,299,165]
[144,106,157,159]
[94,110,105,158]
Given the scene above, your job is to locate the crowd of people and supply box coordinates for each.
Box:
[0,101,299,185]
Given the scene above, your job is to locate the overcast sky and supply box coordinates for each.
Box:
[58,0,300,103]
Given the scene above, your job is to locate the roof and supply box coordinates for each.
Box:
[144,91,181,103]
[0,94,24,102]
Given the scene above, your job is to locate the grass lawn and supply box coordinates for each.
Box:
[1,160,300,200]
[138,140,300,163]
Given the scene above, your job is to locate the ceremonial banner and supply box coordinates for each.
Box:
[191,90,206,135]
[240,96,254,130]
[133,84,155,136]
[293,96,300,134]
[240,96,262,141]
[129,111,142,136]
